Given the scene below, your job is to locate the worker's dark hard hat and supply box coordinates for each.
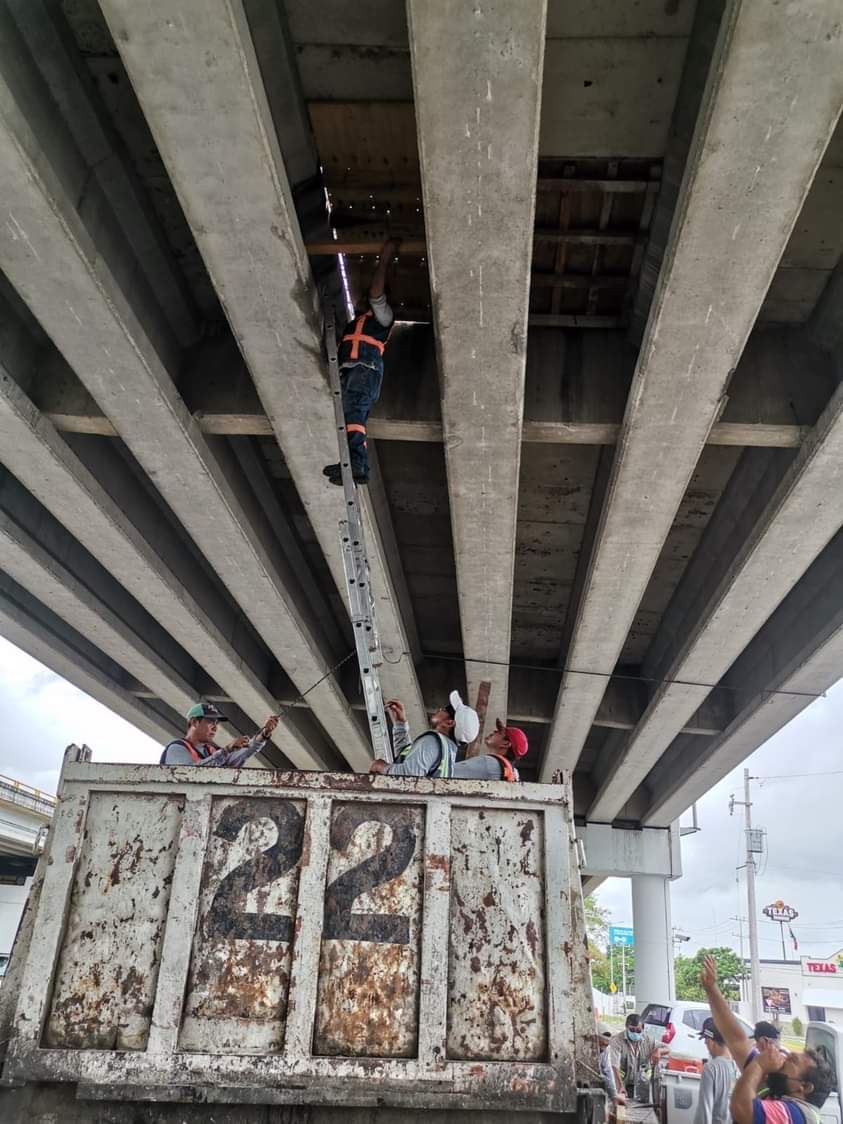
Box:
[186,702,228,722]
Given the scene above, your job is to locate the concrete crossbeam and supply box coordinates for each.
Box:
[0,589,174,747]
[540,0,843,781]
[589,367,843,822]
[0,355,325,770]
[579,822,680,880]
[0,9,370,770]
[98,0,426,737]
[643,523,843,826]
[407,0,547,713]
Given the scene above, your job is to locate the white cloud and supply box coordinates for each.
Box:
[0,636,159,794]
[596,680,843,961]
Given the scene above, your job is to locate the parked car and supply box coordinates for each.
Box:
[642,1000,755,1067]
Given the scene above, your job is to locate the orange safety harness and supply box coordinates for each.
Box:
[161,737,209,765]
[489,753,517,783]
[340,310,391,361]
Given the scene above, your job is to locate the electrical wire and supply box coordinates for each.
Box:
[423,650,825,702]
[756,770,843,781]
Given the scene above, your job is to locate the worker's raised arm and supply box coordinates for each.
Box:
[369,237,401,300]
[700,956,753,1069]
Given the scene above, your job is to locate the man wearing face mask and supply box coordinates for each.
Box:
[606,1013,662,1107]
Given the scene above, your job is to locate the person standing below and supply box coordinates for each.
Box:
[452,717,528,782]
[700,956,833,1124]
[694,1017,738,1124]
[160,702,279,767]
[606,1013,662,1107]
[368,693,479,778]
[323,237,402,487]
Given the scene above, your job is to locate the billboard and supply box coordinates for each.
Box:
[762,986,792,1015]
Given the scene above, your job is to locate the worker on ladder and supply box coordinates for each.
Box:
[453,717,528,782]
[368,693,479,777]
[323,236,402,487]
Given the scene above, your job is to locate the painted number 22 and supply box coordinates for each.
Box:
[323,806,417,945]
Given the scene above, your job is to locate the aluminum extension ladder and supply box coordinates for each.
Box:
[324,302,392,762]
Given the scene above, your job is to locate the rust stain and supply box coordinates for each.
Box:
[64,846,76,863]
[526,919,538,957]
[314,803,424,1058]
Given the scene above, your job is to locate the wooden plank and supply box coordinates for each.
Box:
[529,314,622,328]
[465,679,491,759]
[531,272,629,289]
[537,178,653,193]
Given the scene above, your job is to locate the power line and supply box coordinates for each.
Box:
[425,651,825,702]
[756,770,843,781]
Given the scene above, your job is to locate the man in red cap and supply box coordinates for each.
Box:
[452,717,528,782]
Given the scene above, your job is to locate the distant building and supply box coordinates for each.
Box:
[0,776,54,976]
[743,952,843,1025]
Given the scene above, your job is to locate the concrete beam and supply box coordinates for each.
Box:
[589,362,843,822]
[0,587,174,747]
[643,523,843,827]
[407,0,547,712]
[0,473,246,750]
[540,0,843,781]
[98,0,426,736]
[30,322,835,449]
[579,822,680,880]
[0,8,370,770]
[4,0,197,347]
[0,343,325,769]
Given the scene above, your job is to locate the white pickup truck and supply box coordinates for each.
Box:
[658,1021,842,1124]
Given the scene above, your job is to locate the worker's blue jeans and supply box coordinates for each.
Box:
[341,361,383,477]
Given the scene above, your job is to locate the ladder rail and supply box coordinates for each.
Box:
[324,302,393,763]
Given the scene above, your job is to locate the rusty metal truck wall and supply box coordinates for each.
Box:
[1,757,586,1112]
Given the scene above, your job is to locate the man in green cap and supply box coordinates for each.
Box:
[160,702,279,767]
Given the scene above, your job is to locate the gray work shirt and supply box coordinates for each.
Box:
[161,733,268,768]
[385,720,455,777]
[693,1055,738,1124]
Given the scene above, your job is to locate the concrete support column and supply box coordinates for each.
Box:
[631,874,675,1009]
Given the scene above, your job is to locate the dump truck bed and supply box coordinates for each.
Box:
[0,748,599,1115]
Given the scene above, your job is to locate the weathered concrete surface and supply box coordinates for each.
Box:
[0,362,306,767]
[590,358,843,820]
[98,0,426,736]
[0,7,369,769]
[643,524,843,826]
[408,0,547,713]
[541,0,843,781]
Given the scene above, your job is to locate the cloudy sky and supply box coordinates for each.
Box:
[2,633,841,961]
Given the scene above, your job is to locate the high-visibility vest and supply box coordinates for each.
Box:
[338,309,392,367]
[398,732,454,778]
[159,738,208,765]
[489,753,518,783]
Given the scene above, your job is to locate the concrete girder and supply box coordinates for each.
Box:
[0,477,245,751]
[0,361,323,770]
[0,9,370,770]
[97,0,426,737]
[642,523,843,827]
[589,366,843,822]
[540,0,843,782]
[407,0,547,713]
[4,0,197,348]
[0,587,174,747]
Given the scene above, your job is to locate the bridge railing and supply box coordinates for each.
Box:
[0,775,56,819]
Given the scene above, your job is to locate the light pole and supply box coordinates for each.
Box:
[730,770,763,1021]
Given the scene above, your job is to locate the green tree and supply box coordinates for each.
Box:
[584,895,611,947]
[674,947,746,1001]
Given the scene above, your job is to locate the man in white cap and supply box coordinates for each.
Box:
[368,691,480,778]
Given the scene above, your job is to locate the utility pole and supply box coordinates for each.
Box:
[731,915,748,1002]
[729,770,762,1021]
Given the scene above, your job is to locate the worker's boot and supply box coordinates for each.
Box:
[322,463,368,486]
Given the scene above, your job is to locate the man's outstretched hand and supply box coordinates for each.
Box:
[369,759,388,775]
[700,955,718,992]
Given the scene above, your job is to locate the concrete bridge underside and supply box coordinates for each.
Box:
[0,0,841,827]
